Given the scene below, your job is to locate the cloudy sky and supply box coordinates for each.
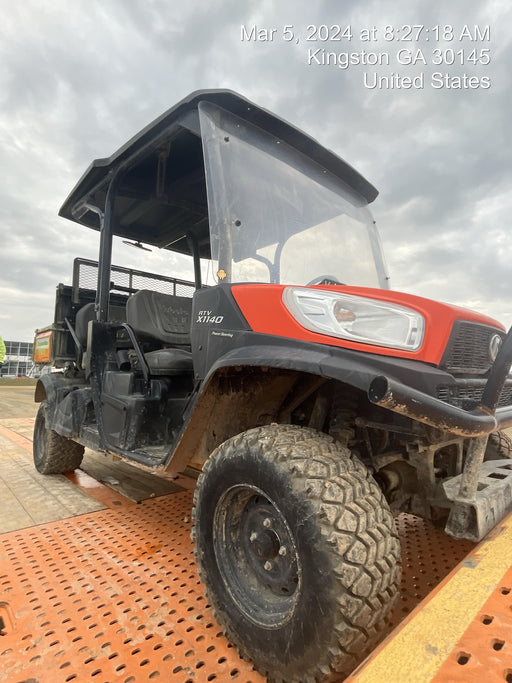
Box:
[0,0,510,342]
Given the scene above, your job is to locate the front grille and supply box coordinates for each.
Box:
[440,321,504,375]
[437,383,512,409]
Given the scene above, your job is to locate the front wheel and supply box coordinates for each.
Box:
[192,425,401,682]
[33,402,84,474]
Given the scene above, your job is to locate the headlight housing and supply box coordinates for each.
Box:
[283,287,425,351]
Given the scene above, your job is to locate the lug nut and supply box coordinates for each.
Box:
[278,546,287,557]
[264,561,273,571]
[263,518,272,528]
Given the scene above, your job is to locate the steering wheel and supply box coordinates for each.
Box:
[306,275,342,286]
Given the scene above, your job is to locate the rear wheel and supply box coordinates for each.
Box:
[193,425,401,682]
[33,402,84,474]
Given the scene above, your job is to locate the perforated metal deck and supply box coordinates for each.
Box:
[432,564,512,682]
[4,392,512,680]
[0,492,264,683]
[0,488,477,683]
[389,512,474,630]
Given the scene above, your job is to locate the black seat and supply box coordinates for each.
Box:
[75,302,127,347]
[143,348,193,375]
[126,290,192,346]
[126,291,194,375]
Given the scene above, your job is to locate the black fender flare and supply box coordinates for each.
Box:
[35,373,72,405]
[201,342,449,395]
[35,374,90,437]
[166,341,452,472]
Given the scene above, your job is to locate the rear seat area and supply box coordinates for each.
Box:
[75,291,194,376]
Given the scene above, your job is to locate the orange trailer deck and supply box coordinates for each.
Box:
[1,390,512,682]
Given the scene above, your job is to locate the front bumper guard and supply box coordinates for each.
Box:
[368,375,512,438]
[443,460,512,542]
[368,326,512,541]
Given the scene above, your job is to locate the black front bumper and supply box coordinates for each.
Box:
[369,375,512,437]
[369,325,512,437]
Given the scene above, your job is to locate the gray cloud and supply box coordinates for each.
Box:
[0,0,511,343]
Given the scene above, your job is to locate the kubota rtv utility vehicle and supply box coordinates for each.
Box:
[33,90,512,682]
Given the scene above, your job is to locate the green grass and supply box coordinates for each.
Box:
[0,377,37,386]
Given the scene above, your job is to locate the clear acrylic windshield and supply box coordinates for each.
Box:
[199,102,389,288]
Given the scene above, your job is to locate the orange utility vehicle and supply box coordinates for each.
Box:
[33,90,512,682]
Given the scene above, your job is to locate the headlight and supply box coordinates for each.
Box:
[283,287,425,351]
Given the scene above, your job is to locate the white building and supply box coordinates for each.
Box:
[1,341,34,377]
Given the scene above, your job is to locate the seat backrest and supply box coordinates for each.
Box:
[126,290,192,346]
[75,302,127,347]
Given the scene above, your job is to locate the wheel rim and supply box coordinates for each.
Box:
[213,484,301,628]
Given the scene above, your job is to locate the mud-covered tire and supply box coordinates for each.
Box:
[485,431,512,460]
[33,402,84,474]
[192,425,401,682]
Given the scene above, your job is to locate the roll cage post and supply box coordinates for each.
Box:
[96,169,123,323]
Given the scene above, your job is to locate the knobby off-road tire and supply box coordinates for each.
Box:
[485,431,512,460]
[33,402,84,474]
[192,425,401,683]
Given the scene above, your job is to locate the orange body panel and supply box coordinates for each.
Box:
[232,284,505,366]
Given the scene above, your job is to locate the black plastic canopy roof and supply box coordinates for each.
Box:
[59,89,378,259]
